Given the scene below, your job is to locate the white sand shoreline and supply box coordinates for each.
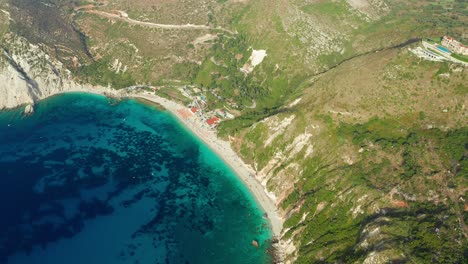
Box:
[131,93,283,236]
[11,89,283,237]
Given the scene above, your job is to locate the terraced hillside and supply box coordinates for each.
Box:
[0,0,467,263]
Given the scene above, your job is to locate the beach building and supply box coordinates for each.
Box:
[190,107,198,114]
[206,116,220,128]
[442,36,468,55]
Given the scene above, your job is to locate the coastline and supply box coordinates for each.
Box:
[130,93,283,236]
[5,89,283,237]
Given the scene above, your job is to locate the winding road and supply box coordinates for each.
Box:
[80,7,235,34]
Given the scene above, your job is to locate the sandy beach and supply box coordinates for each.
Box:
[130,93,283,236]
[12,88,283,237]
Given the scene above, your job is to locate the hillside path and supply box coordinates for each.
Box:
[85,9,235,34]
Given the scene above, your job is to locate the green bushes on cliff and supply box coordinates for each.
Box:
[282,118,467,263]
[74,58,135,89]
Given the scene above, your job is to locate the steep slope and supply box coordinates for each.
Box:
[0,0,467,263]
[233,47,467,263]
[0,0,115,110]
[0,33,111,110]
[8,0,92,64]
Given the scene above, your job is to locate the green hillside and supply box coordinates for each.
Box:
[0,0,467,262]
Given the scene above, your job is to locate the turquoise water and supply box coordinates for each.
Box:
[0,93,273,263]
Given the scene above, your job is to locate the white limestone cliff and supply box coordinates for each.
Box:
[0,34,106,110]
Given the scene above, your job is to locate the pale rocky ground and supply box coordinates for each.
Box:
[0,34,115,111]
[1,0,466,263]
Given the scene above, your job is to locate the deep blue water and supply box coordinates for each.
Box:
[0,93,273,264]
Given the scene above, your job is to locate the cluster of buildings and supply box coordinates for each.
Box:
[189,104,234,129]
[441,36,468,56]
[185,86,235,129]
[410,36,468,66]
[189,105,219,128]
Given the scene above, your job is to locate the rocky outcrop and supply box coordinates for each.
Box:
[0,34,100,110]
[23,104,34,115]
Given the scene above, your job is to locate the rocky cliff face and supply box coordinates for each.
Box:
[0,34,96,110]
[0,0,466,263]
[237,48,467,263]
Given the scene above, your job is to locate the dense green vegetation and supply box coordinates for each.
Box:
[452,53,468,63]
[69,0,468,262]
[280,117,468,263]
[195,34,256,101]
[218,107,293,137]
[234,109,466,262]
[194,34,301,107]
[2,0,467,263]
[73,58,135,89]
[192,33,306,135]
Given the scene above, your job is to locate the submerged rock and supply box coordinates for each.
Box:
[252,239,259,248]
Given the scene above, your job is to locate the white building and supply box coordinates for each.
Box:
[442,36,468,56]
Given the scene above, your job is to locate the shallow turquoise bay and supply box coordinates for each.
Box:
[0,93,273,263]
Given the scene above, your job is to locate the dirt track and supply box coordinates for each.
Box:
[82,9,235,34]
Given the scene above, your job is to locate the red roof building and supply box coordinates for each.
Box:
[206,116,219,126]
[191,107,198,113]
[442,36,468,55]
